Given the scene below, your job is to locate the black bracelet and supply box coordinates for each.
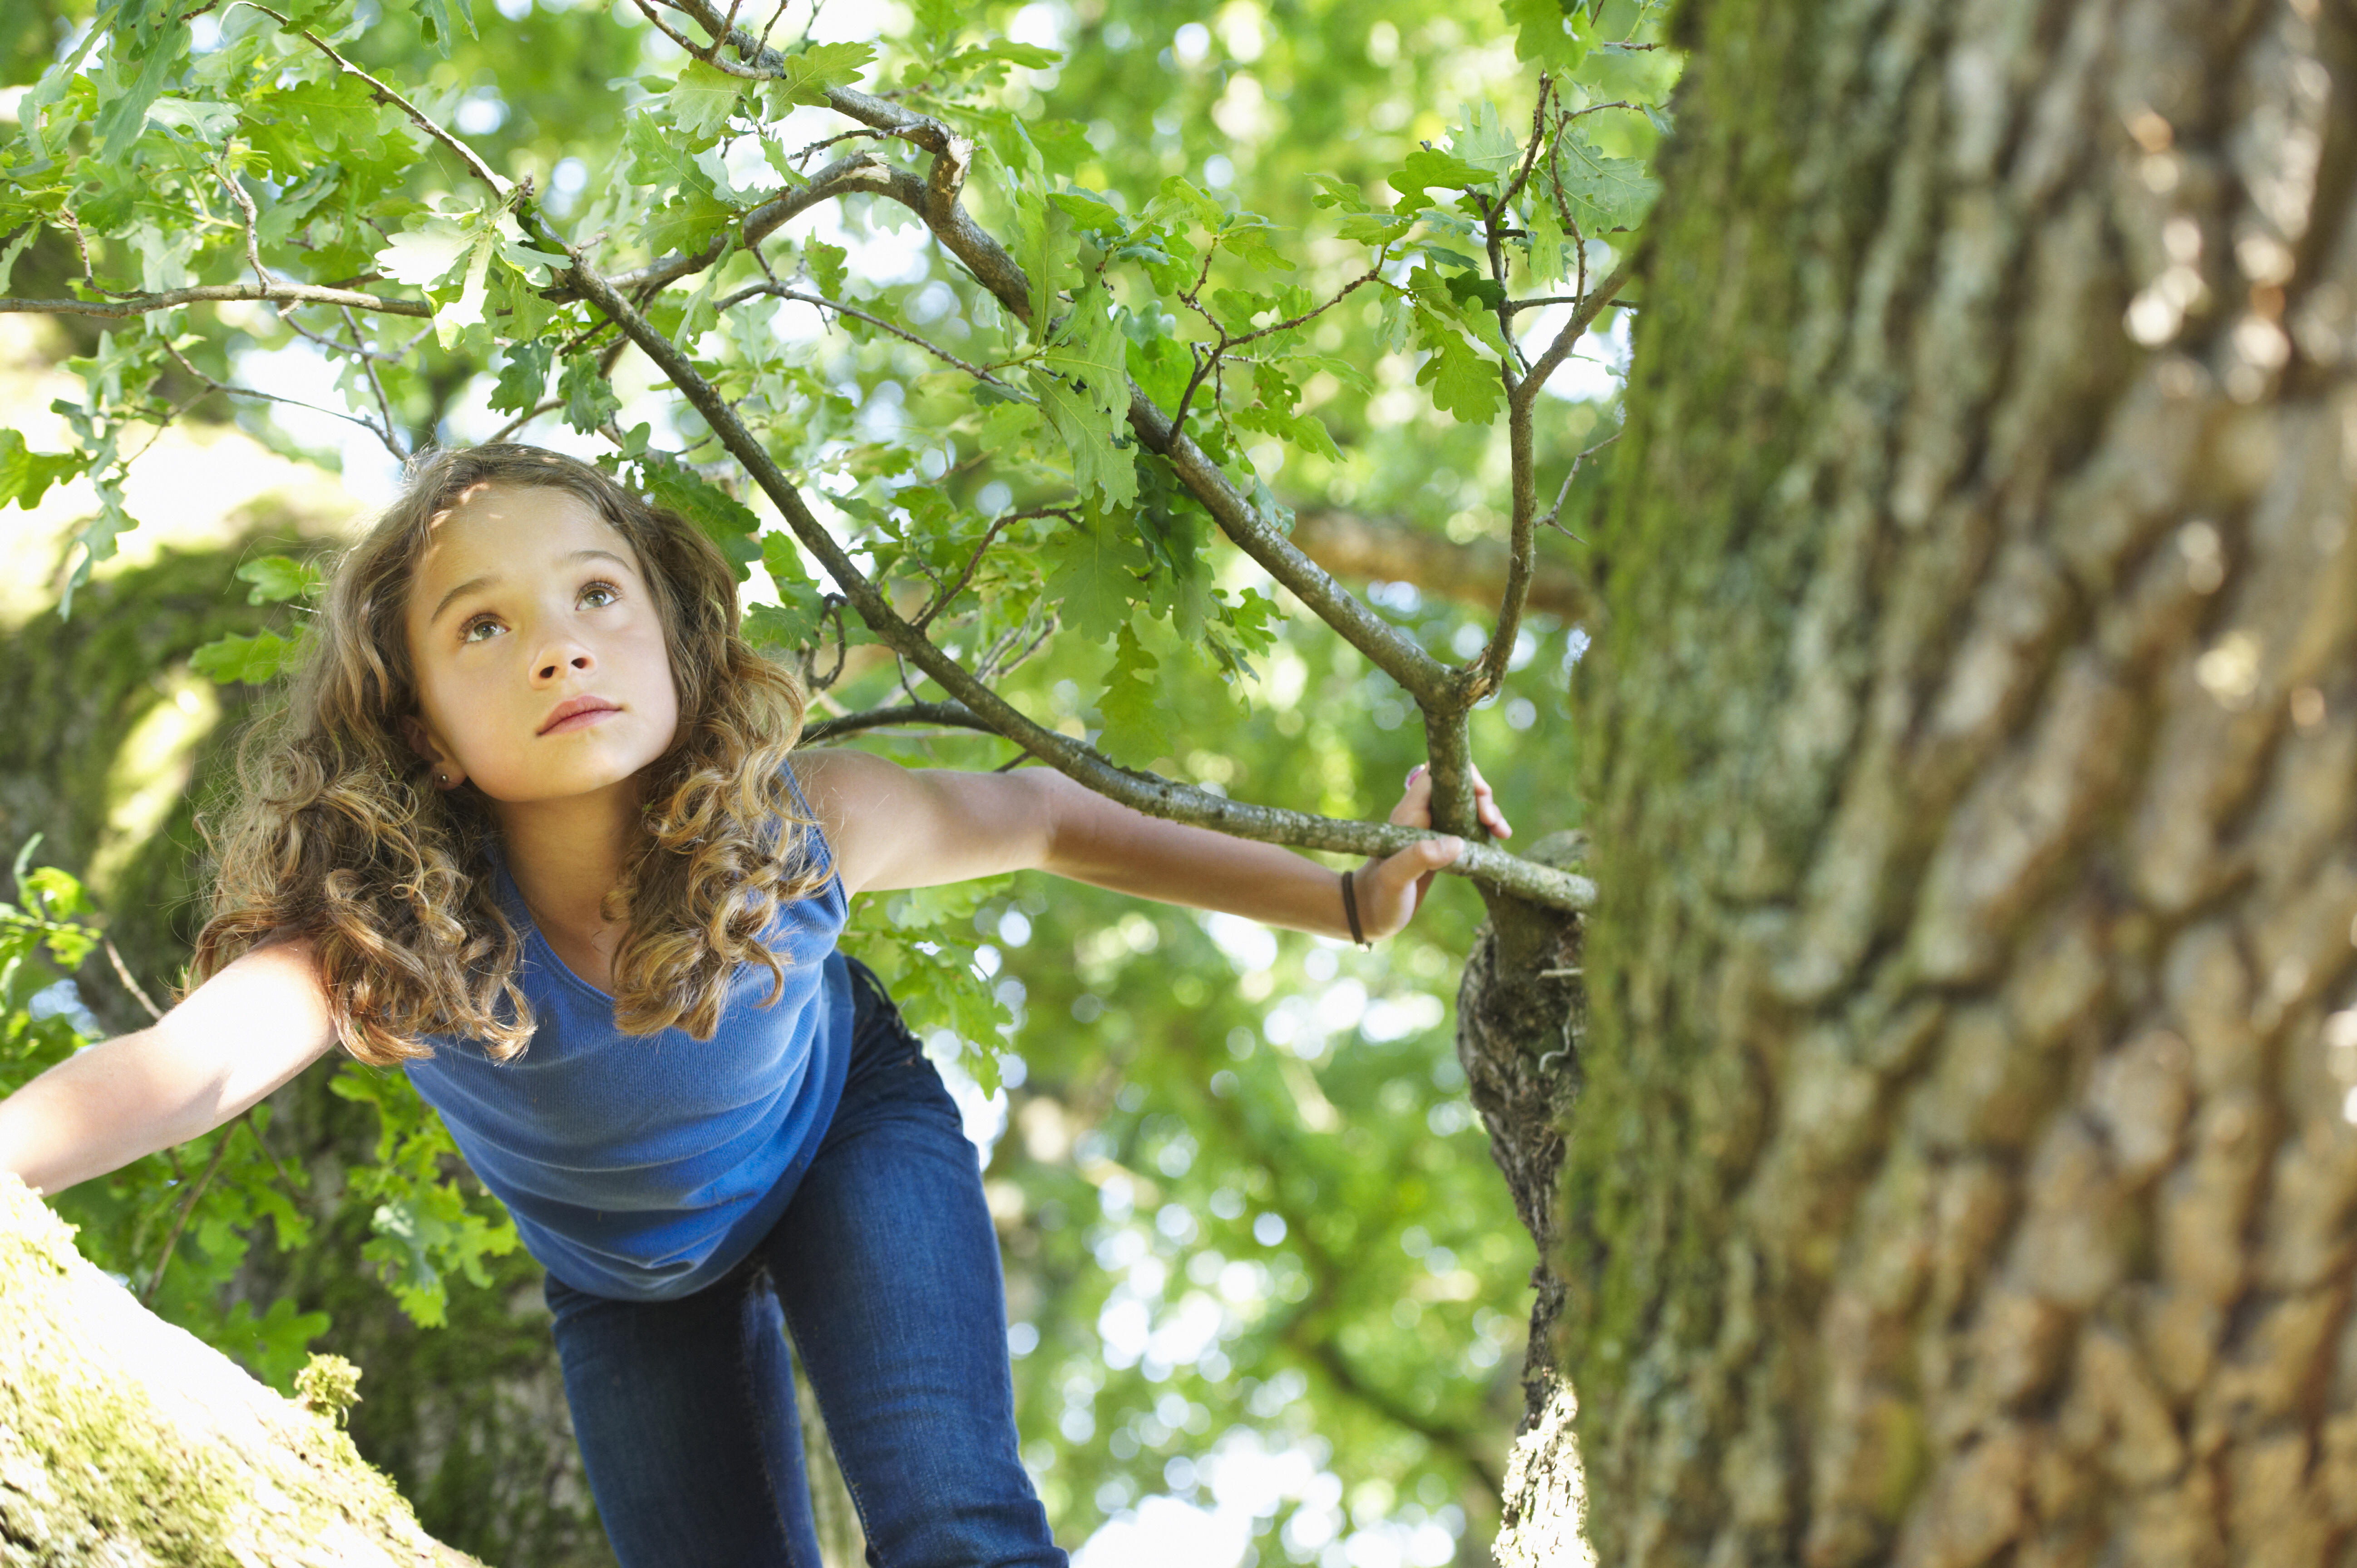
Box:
[1341,868,1369,949]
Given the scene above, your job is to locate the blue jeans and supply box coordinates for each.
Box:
[544,958,1065,1568]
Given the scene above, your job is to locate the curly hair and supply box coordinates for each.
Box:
[190,443,825,1065]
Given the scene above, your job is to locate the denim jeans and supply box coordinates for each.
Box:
[544,958,1065,1568]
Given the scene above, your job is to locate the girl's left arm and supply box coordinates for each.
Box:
[793,750,1509,943]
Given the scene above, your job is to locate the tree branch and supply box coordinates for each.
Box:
[713,281,1025,391]
[601,150,909,295]
[800,700,995,744]
[0,282,430,319]
[1474,242,1643,703]
[557,242,1591,912]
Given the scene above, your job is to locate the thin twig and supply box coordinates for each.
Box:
[912,506,1072,630]
[714,281,1027,392]
[141,1132,231,1304]
[487,395,568,443]
[339,306,408,459]
[214,154,269,289]
[102,936,163,1022]
[242,2,513,196]
[753,0,794,52]
[1538,428,1618,539]
[158,336,407,459]
[789,125,892,166]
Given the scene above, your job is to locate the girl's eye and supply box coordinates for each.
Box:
[461,614,503,644]
[580,580,620,609]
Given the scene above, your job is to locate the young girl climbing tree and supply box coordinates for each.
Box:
[0,441,1512,1566]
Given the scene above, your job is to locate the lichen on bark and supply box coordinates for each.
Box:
[0,1174,479,1567]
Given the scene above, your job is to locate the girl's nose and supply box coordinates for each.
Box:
[536,650,595,682]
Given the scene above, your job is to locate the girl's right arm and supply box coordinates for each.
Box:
[0,936,339,1195]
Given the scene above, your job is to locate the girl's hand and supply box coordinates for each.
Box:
[1352,762,1514,939]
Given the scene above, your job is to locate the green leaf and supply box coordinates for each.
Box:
[1391,147,1493,213]
[192,629,307,684]
[142,96,239,145]
[743,597,824,653]
[1097,620,1174,763]
[1039,511,1150,643]
[1501,0,1592,69]
[1548,125,1658,233]
[1031,281,1137,508]
[1337,210,1417,245]
[0,431,86,510]
[1449,101,1523,182]
[560,352,621,434]
[93,19,191,161]
[636,454,761,581]
[625,112,719,199]
[375,219,474,289]
[642,191,738,256]
[1307,174,1369,213]
[665,60,743,140]
[489,341,552,416]
[1522,187,1571,284]
[0,227,35,296]
[761,41,877,109]
[20,865,92,920]
[409,0,478,51]
[1049,187,1126,237]
[58,487,133,621]
[843,879,1015,1094]
[1413,310,1505,424]
[805,239,849,301]
[1444,271,1509,312]
[235,555,324,605]
[244,74,390,170]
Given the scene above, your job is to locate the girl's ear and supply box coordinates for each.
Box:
[399,714,464,790]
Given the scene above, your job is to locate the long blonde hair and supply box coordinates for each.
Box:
[191,443,826,1064]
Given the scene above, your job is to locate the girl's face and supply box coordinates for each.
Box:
[400,483,681,806]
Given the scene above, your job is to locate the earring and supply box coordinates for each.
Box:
[437,773,449,786]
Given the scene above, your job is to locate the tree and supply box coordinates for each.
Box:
[2,0,1647,1561]
[1538,1,2357,1563]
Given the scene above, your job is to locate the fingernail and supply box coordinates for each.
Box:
[1442,836,1465,856]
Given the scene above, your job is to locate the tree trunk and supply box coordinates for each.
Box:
[0,1174,480,1567]
[1534,0,2357,1563]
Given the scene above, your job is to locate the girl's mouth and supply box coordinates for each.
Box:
[539,696,621,735]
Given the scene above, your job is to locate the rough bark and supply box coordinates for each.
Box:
[0,1174,479,1567]
[1544,0,2357,1563]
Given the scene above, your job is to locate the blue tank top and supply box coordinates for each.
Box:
[403,782,853,1303]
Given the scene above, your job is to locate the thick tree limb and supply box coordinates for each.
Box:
[0,282,430,319]
[1292,508,1589,620]
[0,1175,479,1566]
[559,244,1592,912]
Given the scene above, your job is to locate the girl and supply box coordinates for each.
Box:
[0,443,1510,1568]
